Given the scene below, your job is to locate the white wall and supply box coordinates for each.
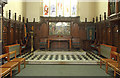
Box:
[26,2,96,22]
[95,2,108,21]
[78,2,95,22]
[3,0,26,21]
[3,0,108,22]
[26,2,41,22]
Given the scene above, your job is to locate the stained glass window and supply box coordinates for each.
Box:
[71,0,77,16]
[43,0,49,16]
[50,0,56,17]
[43,0,77,17]
[64,0,70,17]
[57,0,63,16]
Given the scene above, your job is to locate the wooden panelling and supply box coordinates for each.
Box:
[99,22,103,44]
[71,23,80,37]
[9,27,14,44]
[72,38,81,49]
[39,38,48,49]
[50,41,68,50]
[15,26,19,43]
[3,26,7,46]
[1,18,28,54]
[102,23,106,44]
[34,23,40,50]
[32,17,95,50]
[119,21,120,52]
[106,27,112,45]
[79,23,86,41]
[4,44,20,58]
[0,41,2,54]
[96,13,120,52]
[95,23,99,43]
[40,23,49,37]
[112,25,119,47]
[83,40,93,51]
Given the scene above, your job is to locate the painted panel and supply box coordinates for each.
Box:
[87,26,95,40]
[49,22,70,35]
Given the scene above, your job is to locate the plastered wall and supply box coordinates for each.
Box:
[3,0,108,22]
[3,0,26,21]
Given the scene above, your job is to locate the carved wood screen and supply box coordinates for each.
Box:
[3,26,7,46]
[32,17,95,50]
[112,25,119,47]
[9,27,14,44]
[106,27,112,45]
[71,23,80,37]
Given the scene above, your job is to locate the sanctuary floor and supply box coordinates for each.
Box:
[11,65,116,78]
[8,50,119,78]
[19,50,100,64]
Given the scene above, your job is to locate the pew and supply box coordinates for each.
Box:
[4,44,21,57]
[100,44,117,59]
[0,68,12,78]
[114,66,120,78]
[106,54,120,77]
[100,51,119,73]
[0,53,20,76]
[10,51,26,71]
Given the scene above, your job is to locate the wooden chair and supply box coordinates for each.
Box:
[0,68,12,78]
[0,53,20,73]
[10,51,26,71]
[100,51,119,73]
[107,53,120,77]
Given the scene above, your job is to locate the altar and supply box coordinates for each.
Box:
[48,36,72,50]
[34,17,84,50]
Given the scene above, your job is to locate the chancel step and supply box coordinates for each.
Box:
[19,51,100,64]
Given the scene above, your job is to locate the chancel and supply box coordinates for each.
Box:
[0,0,120,78]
